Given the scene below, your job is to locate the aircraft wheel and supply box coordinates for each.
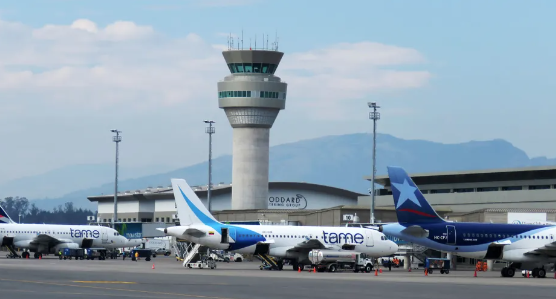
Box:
[506,268,515,277]
[501,267,508,277]
[532,268,539,278]
[538,268,546,278]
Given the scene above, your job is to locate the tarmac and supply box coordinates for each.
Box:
[1,256,556,299]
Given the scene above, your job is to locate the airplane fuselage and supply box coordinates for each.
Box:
[168,223,398,263]
[0,223,128,254]
[383,222,556,263]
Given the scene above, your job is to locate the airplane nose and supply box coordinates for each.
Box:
[389,241,399,254]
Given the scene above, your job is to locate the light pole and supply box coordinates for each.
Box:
[19,213,21,223]
[111,129,122,225]
[368,102,380,224]
[204,120,215,212]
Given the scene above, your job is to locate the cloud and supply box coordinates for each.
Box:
[0,18,430,114]
[280,42,430,108]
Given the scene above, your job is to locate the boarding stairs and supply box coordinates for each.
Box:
[5,245,20,258]
[255,253,280,270]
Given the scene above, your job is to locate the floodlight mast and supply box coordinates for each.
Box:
[111,129,122,225]
[204,120,215,212]
[368,102,380,224]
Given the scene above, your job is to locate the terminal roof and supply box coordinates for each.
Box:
[367,166,556,187]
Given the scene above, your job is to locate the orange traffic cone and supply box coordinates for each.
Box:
[298,266,301,273]
[39,255,42,260]
[474,270,477,277]
[425,269,428,276]
[526,271,530,278]
[152,264,155,270]
[375,269,378,276]
[313,267,316,273]
[379,268,382,273]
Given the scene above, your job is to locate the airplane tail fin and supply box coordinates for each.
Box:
[0,205,16,224]
[387,166,445,224]
[171,179,221,227]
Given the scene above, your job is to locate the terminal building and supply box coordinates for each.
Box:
[358,166,556,224]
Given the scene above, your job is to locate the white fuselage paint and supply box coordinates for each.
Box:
[0,223,131,253]
[167,224,398,261]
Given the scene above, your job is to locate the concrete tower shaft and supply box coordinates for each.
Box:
[217,49,288,210]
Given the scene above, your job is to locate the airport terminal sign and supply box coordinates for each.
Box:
[268,194,308,209]
[508,212,547,225]
[115,223,143,239]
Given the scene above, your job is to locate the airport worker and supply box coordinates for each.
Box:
[135,251,139,261]
[59,249,62,260]
[388,259,392,271]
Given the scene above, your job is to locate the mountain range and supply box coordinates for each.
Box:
[17,133,556,211]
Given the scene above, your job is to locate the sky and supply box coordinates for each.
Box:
[0,0,554,182]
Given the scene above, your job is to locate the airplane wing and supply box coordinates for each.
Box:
[30,234,74,246]
[286,238,329,252]
[523,242,556,257]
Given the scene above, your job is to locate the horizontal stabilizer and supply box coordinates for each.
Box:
[401,225,429,238]
[185,228,206,237]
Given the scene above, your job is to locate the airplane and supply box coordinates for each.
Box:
[160,179,398,271]
[0,205,139,259]
[379,166,556,278]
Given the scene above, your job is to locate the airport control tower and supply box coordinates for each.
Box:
[218,38,287,210]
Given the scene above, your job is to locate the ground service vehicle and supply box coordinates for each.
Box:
[308,249,374,273]
[424,258,450,274]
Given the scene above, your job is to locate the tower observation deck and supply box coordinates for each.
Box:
[217,44,287,210]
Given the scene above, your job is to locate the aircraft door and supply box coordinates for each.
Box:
[364,229,374,247]
[446,225,456,245]
[228,227,236,243]
[102,229,108,243]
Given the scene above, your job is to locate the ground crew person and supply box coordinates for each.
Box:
[58,249,62,260]
[135,251,139,262]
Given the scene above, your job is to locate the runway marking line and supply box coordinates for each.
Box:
[0,278,236,299]
[74,281,136,284]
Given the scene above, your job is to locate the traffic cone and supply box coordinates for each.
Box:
[425,269,428,276]
[152,264,155,270]
[375,269,378,276]
[526,271,530,278]
[298,266,301,273]
[313,267,316,273]
[39,255,42,260]
[408,268,411,272]
[379,268,382,273]
[474,270,477,277]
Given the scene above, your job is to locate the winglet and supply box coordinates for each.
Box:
[0,205,16,224]
[387,166,445,224]
[171,179,221,226]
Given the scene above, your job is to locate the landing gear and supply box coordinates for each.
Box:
[501,267,516,277]
[532,267,546,278]
[33,252,42,259]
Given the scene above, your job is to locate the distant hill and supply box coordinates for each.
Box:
[0,163,173,200]
[29,133,556,210]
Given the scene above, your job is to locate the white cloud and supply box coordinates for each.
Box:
[281,42,430,109]
[0,18,430,115]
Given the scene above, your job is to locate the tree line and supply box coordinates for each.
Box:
[0,196,95,225]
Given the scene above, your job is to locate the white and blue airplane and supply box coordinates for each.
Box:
[162,179,398,270]
[0,205,140,258]
[380,166,556,278]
